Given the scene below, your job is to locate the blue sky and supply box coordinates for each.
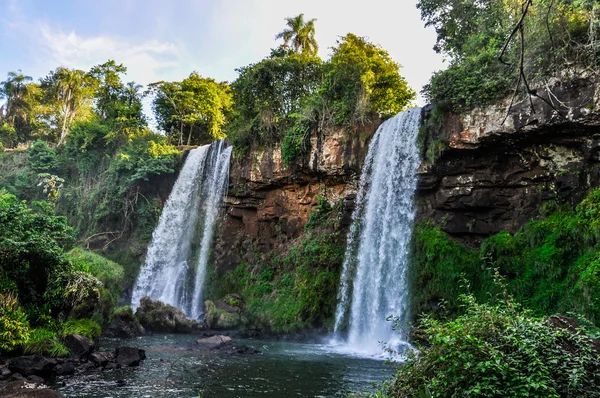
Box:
[0,0,445,105]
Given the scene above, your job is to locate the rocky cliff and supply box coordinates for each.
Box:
[214,120,379,273]
[214,76,600,272]
[418,76,600,246]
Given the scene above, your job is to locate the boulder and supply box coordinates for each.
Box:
[7,356,56,378]
[89,352,114,368]
[0,367,11,378]
[114,347,146,367]
[545,314,580,333]
[195,335,233,350]
[135,297,200,333]
[63,334,94,357]
[546,313,600,354]
[55,362,75,376]
[104,306,145,338]
[0,380,64,398]
[204,295,244,330]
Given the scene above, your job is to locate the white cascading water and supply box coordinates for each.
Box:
[131,140,232,319]
[333,108,421,356]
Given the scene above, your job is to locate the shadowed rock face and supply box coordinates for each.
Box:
[418,76,600,246]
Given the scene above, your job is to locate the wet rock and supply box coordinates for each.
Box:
[195,335,233,350]
[103,362,117,371]
[89,352,114,368]
[25,376,44,383]
[9,373,24,381]
[114,347,146,367]
[214,120,379,275]
[135,297,200,333]
[0,367,11,378]
[417,77,600,246]
[104,306,145,338]
[64,334,94,357]
[8,356,56,378]
[0,380,64,397]
[546,314,580,333]
[55,362,75,376]
[234,345,261,355]
[204,295,243,330]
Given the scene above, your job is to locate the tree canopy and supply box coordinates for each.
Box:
[149,73,232,145]
[418,0,600,109]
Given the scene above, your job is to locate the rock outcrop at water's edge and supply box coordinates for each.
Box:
[135,297,202,333]
[418,76,600,246]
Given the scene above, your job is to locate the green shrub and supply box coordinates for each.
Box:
[416,187,600,324]
[0,293,30,353]
[62,318,101,340]
[24,328,57,355]
[28,140,58,172]
[0,191,74,308]
[67,248,125,297]
[48,340,70,357]
[304,193,337,230]
[386,291,600,397]
[424,139,447,165]
[410,222,483,317]
[215,232,345,332]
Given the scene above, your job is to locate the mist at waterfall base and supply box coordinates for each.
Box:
[331,108,421,358]
[131,140,232,319]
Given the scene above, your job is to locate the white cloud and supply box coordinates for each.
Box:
[35,24,183,85]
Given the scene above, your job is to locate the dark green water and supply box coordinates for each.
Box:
[54,335,394,398]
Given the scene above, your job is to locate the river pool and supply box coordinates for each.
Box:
[54,334,395,398]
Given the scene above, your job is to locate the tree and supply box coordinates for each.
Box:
[229,52,323,147]
[88,61,146,142]
[149,73,232,145]
[0,71,33,129]
[275,14,319,56]
[324,34,415,123]
[41,67,93,146]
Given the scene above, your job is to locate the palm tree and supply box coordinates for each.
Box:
[275,14,319,56]
[0,70,33,126]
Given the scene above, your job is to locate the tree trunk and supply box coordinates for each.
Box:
[187,124,193,146]
[179,119,184,146]
[58,90,72,146]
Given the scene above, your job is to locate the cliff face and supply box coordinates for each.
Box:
[214,76,600,271]
[418,76,600,246]
[214,120,379,273]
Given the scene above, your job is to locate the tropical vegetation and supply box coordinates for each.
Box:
[418,0,600,110]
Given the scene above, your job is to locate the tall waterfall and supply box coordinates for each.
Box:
[333,108,421,356]
[131,140,232,319]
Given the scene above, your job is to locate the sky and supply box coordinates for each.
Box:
[0,0,445,110]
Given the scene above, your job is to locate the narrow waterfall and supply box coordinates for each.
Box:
[131,140,232,319]
[334,108,421,356]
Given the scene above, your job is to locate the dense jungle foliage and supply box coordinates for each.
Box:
[412,188,600,324]
[0,191,112,355]
[418,0,600,110]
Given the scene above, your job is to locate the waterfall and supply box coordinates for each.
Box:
[333,108,421,356]
[131,140,232,319]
